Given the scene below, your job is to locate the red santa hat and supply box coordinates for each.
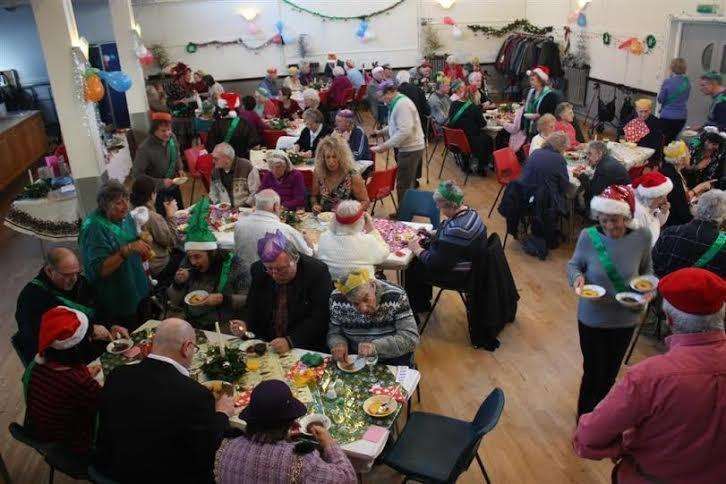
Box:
[590,185,636,219]
[658,268,726,316]
[219,92,240,109]
[526,65,550,83]
[38,306,89,355]
[632,171,673,199]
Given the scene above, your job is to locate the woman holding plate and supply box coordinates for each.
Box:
[567,185,654,418]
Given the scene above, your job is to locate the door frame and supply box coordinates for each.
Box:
[664,15,726,75]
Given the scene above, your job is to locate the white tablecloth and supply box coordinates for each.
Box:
[605,142,654,170]
[250,150,374,174]
[4,194,81,241]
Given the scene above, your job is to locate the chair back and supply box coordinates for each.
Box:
[397,189,440,228]
[9,422,89,479]
[492,147,522,186]
[262,129,286,149]
[184,145,207,175]
[366,166,398,201]
[11,332,30,367]
[443,127,472,154]
[300,169,314,191]
[319,89,329,106]
[521,143,531,158]
[354,84,368,103]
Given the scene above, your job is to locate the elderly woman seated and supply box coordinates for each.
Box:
[311,135,369,213]
[328,66,354,108]
[317,201,389,280]
[334,109,371,161]
[623,98,664,163]
[554,102,585,151]
[283,66,303,92]
[215,380,356,484]
[299,62,316,86]
[278,86,302,120]
[405,181,487,313]
[529,114,557,154]
[259,150,307,210]
[254,87,279,119]
[209,142,260,209]
[329,269,420,366]
[79,180,151,329]
[167,198,248,329]
[447,83,493,173]
[295,108,333,158]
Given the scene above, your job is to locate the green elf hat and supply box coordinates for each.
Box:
[184,197,218,251]
[437,180,464,205]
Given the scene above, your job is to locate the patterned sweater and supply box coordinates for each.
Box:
[328,280,419,359]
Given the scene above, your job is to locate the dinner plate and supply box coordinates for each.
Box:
[363,395,398,418]
[629,275,659,293]
[616,292,646,309]
[172,177,188,186]
[576,284,606,299]
[299,414,332,435]
[680,130,698,138]
[523,113,537,119]
[185,290,210,306]
[106,338,134,355]
[336,355,365,373]
[317,212,334,223]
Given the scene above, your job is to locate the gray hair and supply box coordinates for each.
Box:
[555,102,573,119]
[396,70,411,84]
[254,189,281,212]
[97,180,128,214]
[694,189,726,223]
[544,131,569,153]
[587,140,608,158]
[330,200,365,235]
[302,108,324,125]
[537,113,557,131]
[266,150,292,171]
[212,142,235,160]
[663,299,725,334]
[332,66,345,77]
[46,247,77,269]
[432,180,464,209]
[302,88,320,107]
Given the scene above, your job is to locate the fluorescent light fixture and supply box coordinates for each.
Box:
[437,0,456,8]
[239,7,258,21]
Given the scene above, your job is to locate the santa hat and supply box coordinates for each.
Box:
[184,197,218,251]
[220,92,240,109]
[632,171,673,199]
[526,65,550,83]
[266,67,278,75]
[151,112,172,122]
[590,185,636,218]
[659,267,726,316]
[38,306,89,355]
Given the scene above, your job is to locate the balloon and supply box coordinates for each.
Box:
[274,20,284,34]
[282,32,297,44]
[247,22,260,35]
[363,30,376,42]
[629,40,645,55]
[271,34,283,45]
[84,75,104,102]
[140,53,155,66]
[577,12,587,27]
[106,71,132,92]
[452,26,463,39]
[443,16,455,26]
[135,44,149,58]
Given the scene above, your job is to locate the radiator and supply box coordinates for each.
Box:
[565,66,589,106]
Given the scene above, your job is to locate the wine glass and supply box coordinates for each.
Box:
[365,347,378,383]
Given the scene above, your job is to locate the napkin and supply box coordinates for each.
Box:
[362,425,387,443]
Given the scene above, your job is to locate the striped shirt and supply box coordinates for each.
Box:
[25,362,101,454]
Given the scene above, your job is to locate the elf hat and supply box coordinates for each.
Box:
[590,184,636,218]
[659,267,726,316]
[184,197,218,251]
[38,306,89,355]
[526,65,550,83]
[632,171,673,199]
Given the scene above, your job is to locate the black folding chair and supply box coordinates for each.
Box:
[10,333,31,368]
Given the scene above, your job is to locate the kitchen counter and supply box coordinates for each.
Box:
[0,110,47,190]
[0,110,39,133]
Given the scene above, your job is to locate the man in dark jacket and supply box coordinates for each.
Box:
[94,318,234,484]
[204,113,259,160]
[14,248,127,364]
[519,132,570,197]
[575,140,630,209]
[243,230,332,352]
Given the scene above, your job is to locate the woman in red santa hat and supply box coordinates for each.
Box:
[522,65,559,136]
[23,306,102,458]
[568,185,654,418]
[631,171,674,246]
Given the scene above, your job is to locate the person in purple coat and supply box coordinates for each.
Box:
[657,58,691,144]
[258,150,306,210]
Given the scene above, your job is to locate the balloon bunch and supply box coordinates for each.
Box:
[83,67,133,102]
[355,18,376,42]
[568,0,592,27]
[443,16,463,40]
[273,20,297,44]
[135,44,155,67]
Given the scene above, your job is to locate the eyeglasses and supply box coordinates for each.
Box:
[264,263,294,275]
[188,342,200,354]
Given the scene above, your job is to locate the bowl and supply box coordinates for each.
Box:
[107,338,134,355]
[172,177,188,186]
[616,292,646,309]
[336,355,365,373]
[299,413,332,435]
[185,290,210,306]
[363,395,398,418]
[577,284,606,299]
[630,275,659,293]
[317,212,334,223]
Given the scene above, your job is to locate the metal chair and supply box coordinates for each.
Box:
[0,451,11,484]
[397,190,440,229]
[440,127,472,186]
[383,388,505,484]
[488,148,522,218]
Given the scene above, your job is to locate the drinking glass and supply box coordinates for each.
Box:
[365,348,378,382]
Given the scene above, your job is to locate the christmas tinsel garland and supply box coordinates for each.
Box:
[186,37,277,54]
[280,0,406,20]
[467,19,553,38]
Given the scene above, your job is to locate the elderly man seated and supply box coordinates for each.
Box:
[259,67,280,97]
[333,109,371,161]
[317,201,390,280]
[15,248,128,364]
[208,142,260,209]
[574,267,726,484]
[95,318,235,484]
[573,140,631,210]
[238,231,332,353]
[233,189,314,273]
[405,181,486,313]
[167,198,248,329]
[653,189,725,278]
[329,269,420,366]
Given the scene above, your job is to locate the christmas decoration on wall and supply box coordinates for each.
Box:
[441,16,463,40]
[568,0,592,26]
[467,19,553,37]
[185,36,278,54]
[280,0,406,20]
[645,35,657,50]
[617,36,656,55]
[602,32,611,45]
[420,20,443,58]
[356,18,376,42]
[149,44,170,68]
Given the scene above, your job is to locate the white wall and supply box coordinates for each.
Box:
[525,0,722,92]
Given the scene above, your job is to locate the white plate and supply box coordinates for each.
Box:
[363,395,398,418]
[299,414,331,435]
[185,290,210,306]
[681,130,698,138]
[616,292,646,309]
[523,113,537,119]
[317,212,334,223]
[336,355,365,373]
[576,284,606,299]
[629,275,659,293]
[172,177,188,185]
[106,338,134,355]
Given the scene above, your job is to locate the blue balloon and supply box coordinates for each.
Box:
[106,71,132,92]
[577,12,587,27]
[96,70,111,81]
[359,19,368,30]
[275,20,284,34]
[282,32,297,44]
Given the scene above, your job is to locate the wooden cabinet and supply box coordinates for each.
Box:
[0,111,47,190]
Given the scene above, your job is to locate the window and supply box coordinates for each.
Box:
[702,43,714,70]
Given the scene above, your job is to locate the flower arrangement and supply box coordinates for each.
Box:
[267,118,289,130]
[200,345,247,382]
[287,151,306,165]
[280,210,302,226]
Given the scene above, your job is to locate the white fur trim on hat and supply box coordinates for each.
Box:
[591,196,632,218]
[527,67,549,83]
[51,307,89,350]
[184,240,218,251]
[637,178,673,199]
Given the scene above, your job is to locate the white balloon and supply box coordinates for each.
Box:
[364,30,376,41]
[452,26,463,39]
